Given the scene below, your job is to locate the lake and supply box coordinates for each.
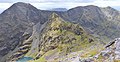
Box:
[16,57,33,62]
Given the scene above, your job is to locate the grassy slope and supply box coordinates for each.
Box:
[28,13,103,62]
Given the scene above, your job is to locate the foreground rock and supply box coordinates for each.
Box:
[69,38,120,62]
[81,38,120,62]
[98,38,120,61]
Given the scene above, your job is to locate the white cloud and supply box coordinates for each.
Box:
[0,0,29,3]
[0,0,120,13]
[93,0,120,7]
[0,3,13,9]
[29,0,84,3]
[0,3,13,13]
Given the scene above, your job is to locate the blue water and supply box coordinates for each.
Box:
[16,57,33,62]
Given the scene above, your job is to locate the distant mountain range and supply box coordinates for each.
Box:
[0,2,120,62]
[49,8,68,11]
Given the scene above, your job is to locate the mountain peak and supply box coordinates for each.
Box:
[6,2,36,11]
[106,6,113,9]
[9,2,29,9]
[49,13,65,24]
[51,13,59,19]
[102,6,116,11]
[49,13,63,28]
[68,5,100,12]
[14,2,29,5]
[85,5,98,7]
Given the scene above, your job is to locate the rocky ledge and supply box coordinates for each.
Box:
[72,38,120,62]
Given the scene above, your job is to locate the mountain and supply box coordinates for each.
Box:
[49,8,67,11]
[60,5,120,42]
[0,2,120,62]
[8,13,101,62]
[0,2,51,62]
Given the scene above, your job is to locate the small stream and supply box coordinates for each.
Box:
[16,57,33,62]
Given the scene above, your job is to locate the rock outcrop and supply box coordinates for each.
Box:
[97,38,120,61]
[74,38,120,62]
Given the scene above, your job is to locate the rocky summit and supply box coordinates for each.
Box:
[0,2,120,62]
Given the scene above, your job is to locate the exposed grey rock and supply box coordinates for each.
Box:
[114,38,120,60]
[100,48,112,58]
[72,57,80,62]
[79,57,94,62]
[93,38,120,61]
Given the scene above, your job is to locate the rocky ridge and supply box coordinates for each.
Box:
[7,13,101,62]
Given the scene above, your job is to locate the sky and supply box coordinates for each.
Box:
[0,0,120,13]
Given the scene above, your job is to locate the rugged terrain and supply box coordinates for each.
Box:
[0,2,120,62]
[60,6,120,42]
[73,38,120,62]
[9,13,102,62]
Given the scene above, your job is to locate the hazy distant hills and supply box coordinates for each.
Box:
[0,2,120,62]
[49,8,68,11]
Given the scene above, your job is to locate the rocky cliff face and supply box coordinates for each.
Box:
[95,38,120,62]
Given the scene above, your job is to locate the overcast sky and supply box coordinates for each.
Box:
[0,0,120,13]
